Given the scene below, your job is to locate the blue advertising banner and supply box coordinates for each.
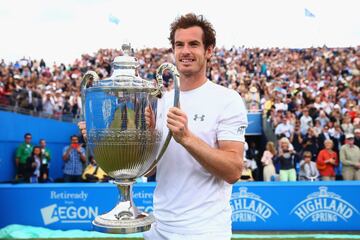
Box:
[246,112,262,135]
[0,181,359,231]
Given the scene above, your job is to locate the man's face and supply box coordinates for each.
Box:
[355,132,360,139]
[71,137,79,144]
[347,138,354,145]
[173,26,212,77]
[40,140,46,148]
[25,135,32,144]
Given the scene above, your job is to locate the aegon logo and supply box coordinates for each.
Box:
[230,187,278,222]
[290,186,359,222]
[40,204,98,225]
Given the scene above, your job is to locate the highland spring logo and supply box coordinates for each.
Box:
[230,187,278,222]
[290,186,359,222]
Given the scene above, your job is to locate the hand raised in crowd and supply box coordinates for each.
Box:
[76,143,83,154]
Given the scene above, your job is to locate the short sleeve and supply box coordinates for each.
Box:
[80,147,86,155]
[16,145,22,158]
[217,93,248,143]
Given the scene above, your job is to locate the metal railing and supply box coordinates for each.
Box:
[0,103,78,123]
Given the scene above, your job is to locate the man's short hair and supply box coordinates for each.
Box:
[24,133,32,138]
[70,135,78,140]
[169,13,216,50]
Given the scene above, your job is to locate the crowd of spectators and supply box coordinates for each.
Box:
[3,45,360,182]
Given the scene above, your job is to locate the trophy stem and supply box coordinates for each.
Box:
[115,180,134,203]
[92,179,154,234]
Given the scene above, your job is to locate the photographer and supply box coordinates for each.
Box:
[62,135,86,182]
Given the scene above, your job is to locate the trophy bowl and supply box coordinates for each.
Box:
[80,44,179,234]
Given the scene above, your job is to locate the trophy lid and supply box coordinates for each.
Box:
[91,43,155,90]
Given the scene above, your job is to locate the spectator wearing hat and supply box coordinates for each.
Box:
[244,86,260,111]
[339,133,360,180]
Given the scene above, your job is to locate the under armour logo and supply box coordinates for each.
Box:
[193,114,205,121]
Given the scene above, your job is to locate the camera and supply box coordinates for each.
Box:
[71,143,79,149]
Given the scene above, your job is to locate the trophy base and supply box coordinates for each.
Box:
[93,212,154,234]
[92,180,154,234]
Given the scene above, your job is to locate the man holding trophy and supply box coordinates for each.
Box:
[80,13,247,240]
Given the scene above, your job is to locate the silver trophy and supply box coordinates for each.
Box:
[80,43,179,234]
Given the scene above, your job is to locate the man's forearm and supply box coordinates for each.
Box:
[181,133,243,184]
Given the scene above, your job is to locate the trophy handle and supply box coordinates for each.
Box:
[144,63,180,175]
[80,71,100,121]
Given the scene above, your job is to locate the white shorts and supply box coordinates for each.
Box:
[143,224,231,240]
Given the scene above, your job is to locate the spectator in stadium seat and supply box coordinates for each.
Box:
[340,133,360,180]
[261,141,276,182]
[315,110,330,129]
[316,139,338,181]
[62,135,86,182]
[302,127,319,162]
[299,151,319,181]
[275,116,293,139]
[42,90,55,116]
[341,115,354,135]
[300,108,313,135]
[15,133,33,181]
[329,123,344,153]
[289,121,303,154]
[317,125,332,151]
[244,86,260,111]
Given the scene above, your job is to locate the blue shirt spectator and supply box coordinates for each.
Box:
[62,135,86,182]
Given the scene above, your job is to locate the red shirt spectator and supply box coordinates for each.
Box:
[316,139,338,180]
